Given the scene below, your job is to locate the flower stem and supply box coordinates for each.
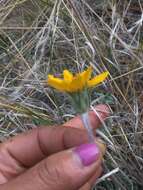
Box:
[81,112,95,142]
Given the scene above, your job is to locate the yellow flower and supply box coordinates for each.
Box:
[47,67,109,93]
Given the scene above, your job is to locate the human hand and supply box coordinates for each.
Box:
[0,104,109,190]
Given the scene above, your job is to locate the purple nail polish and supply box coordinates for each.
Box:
[74,143,99,166]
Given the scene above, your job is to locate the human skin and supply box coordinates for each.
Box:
[0,104,109,190]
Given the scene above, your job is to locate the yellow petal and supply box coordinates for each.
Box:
[47,75,67,91]
[63,70,73,83]
[69,75,83,92]
[87,71,109,87]
[79,66,92,85]
[67,67,92,92]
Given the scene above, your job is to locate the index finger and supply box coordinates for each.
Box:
[64,104,109,129]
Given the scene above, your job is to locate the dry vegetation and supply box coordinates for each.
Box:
[0,0,143,189]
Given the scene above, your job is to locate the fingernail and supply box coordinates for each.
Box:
[95,104,110,117]
[74,143,100,166]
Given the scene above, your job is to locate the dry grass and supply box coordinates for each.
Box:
[0,0,143,189]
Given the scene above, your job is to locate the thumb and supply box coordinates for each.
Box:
[2,143,103,190]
